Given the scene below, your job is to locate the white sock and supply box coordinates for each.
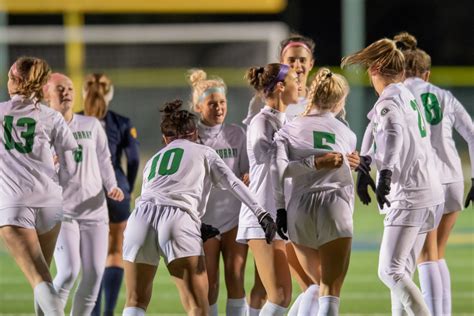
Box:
[317,296,339,316]
[248,306,261,316]
[209,303,218,316]
[122,307,146,316]
[298,284,320,316]
[287,293,304,316]
[226,297,247,316]
[418,261,443,316]
[260,301,287,316]
[33,282,64,316]
[391,290,408,316]
[392,276,430,316]
[438,259,451,316]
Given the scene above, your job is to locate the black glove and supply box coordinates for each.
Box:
[356,155,372,175]
[200,223,220,242]
[465,178,474,208]
[376,169,392,209]
[356,171,376,205]
[276,208,288,240]
[257,212,277,244]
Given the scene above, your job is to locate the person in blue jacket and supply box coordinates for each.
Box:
[82,73,140,316]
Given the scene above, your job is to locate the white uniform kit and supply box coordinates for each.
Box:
[272,110,356,249]
[366,83,444,316]
[53,115,117,315]
[405,77,473,212]
[198,122,249,234]
[237,106,286,243]
[0,95,77,233]
[366,83,444,227]
[123,139,267,266]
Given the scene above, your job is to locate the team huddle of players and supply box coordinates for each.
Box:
[0,32,472,316]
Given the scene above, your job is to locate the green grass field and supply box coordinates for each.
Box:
[1,197,472,315]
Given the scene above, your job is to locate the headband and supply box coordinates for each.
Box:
[197,86,226,103]
[281,41,312,57]
[264,64,290,94]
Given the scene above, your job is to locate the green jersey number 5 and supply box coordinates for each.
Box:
[313,131,336,150]
[148,148,184,180]
[3,115,37,154]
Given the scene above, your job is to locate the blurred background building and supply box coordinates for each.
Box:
[0,0,472,161]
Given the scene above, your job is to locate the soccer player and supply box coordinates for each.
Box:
[44,73,124,315]
[395,32,474,315]
[342,38,445,316]
[0,57,77,315]
[187,69,250,316]
[272,68,359,316]
[121,99,276,316]
[82,73,140,316]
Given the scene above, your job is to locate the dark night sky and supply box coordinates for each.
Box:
[8,0,474,65]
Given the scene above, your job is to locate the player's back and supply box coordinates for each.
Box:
[0,95,77,208]
[372,83,443,209]
[277,111,356,194]
[138,139,217,221]
[404,77,472,183]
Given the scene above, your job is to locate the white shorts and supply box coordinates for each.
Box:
[383,203,444,233]
[287,188,354,250]
[0,206,62,234]
[442,182,464,213]
[202,189,240,235]
[123,203,203,266]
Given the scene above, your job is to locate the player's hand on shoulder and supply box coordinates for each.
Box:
[346,151,361,170]
[314,152,343,170]
[276,208,288,240]
[465,178,473,208]
[257,212,277,244]
[108,187,124,202]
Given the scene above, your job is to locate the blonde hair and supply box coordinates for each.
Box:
[83,73,113,119]
[186,69,226,111]
[10,56,51,103]
[341,38,405,81]
[393,32,431,78]
[303,68,349,115]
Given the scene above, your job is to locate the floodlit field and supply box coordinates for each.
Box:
[1,186,473,315]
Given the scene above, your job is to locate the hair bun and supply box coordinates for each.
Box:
[187,69,207,87]
[161,99,184,117]
[393,32,417,50]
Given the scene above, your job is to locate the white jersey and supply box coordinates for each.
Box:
[0,95,77,208]
[241,106,286,219]
[243,95,307,125]
[404,77,473,182]
[197,122,249,229]
[272,111,356,209]
[137,139,266,222]
[62,114,117,222]
[369,83,444,211]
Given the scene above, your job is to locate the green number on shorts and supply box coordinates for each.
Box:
[313,131,336,150]
[73,145,83,163]
[3,115,37,154]
[420,93,443,125]
[409,100,427,138]
[147,148,184,180]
